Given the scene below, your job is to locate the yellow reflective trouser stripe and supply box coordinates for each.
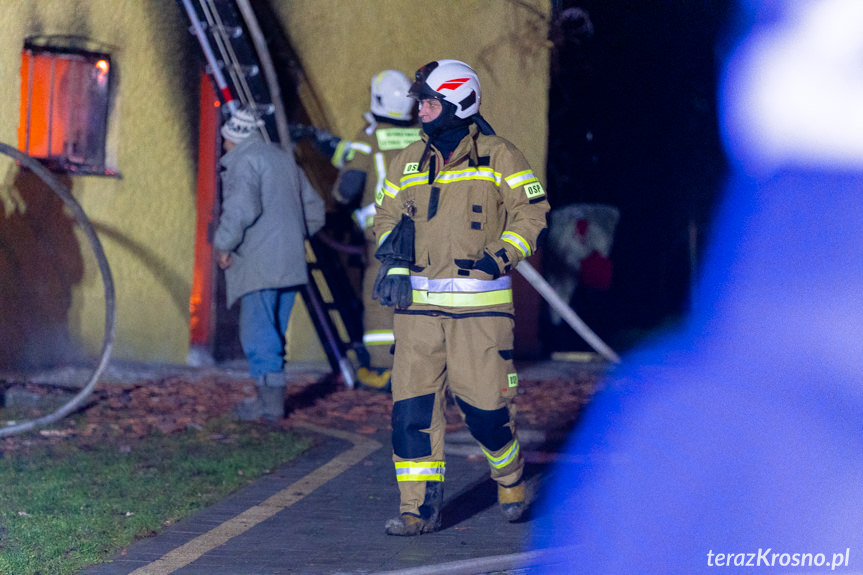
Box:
[482,440,520,469]
[411,289,512,307]
[395,461,445,482]
[387,267,409,276]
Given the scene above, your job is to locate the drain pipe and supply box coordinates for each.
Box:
[0,143,116,437]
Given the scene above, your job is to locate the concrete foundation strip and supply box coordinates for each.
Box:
[127,423,382,575]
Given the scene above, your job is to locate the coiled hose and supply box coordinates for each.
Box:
[0,142,116,437]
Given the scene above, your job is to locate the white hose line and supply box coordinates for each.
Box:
[517,260,620,364]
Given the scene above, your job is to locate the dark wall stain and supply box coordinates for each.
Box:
[0,170,84,368]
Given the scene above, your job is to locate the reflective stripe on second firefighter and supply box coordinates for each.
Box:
[363,328,395,346]
[353,201,378,231]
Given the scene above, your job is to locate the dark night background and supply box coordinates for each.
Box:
[541,1,734,355]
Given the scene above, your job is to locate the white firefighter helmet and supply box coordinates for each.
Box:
[370,70,414,120]
[408,59,481,119]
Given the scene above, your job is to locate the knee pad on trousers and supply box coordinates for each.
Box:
[455,397,513,452]
[392,393,435,459]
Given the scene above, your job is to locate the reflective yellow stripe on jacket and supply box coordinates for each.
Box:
[410,276,513,308]
[395,461,445,482]
[380,166,505,202]
[501,231,531,257]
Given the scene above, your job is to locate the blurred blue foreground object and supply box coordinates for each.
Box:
[534,1,863,572]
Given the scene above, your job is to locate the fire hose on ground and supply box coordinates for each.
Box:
[0,142,116,438]
[517,260,621,364]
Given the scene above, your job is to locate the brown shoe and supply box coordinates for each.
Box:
[385,482,443,535]
[384,513,440,536]
[498,481,527,522]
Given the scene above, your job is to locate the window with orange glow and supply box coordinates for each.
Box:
[18,37,114,175]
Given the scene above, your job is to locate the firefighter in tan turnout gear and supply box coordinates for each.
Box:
[331,70,420,391]
[373,59,550,536]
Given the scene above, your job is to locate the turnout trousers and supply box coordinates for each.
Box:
[391,312,523,516]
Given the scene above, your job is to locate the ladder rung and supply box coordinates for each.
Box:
[230,64,259,77]
[209,24,243,39]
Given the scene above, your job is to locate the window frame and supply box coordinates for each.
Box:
[19,36,118,177]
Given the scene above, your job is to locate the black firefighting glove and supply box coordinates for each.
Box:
[454,247,508,280]
[373,214,415,309]
[372,266,412,308]
[472,251,501,279]
[334,170,366,205]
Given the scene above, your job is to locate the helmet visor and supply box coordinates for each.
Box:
[408,61,442,101]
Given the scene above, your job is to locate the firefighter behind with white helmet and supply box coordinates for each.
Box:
[373,59,550,535]
[331,70,420,391]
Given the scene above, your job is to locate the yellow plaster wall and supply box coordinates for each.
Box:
[275,0,551,180]
[0,0,198,364]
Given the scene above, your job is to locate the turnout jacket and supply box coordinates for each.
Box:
[374,124,549,315]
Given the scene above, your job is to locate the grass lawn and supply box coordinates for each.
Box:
[0,417,311,575]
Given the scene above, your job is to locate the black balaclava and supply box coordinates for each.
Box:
[422,99,472,161]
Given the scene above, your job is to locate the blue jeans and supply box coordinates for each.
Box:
[239,287,298,378]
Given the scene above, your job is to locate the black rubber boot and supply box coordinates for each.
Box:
[385,482,443,536]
